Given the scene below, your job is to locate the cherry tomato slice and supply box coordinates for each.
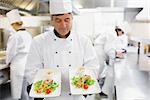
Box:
[46,89,51,94]
[83,84,88,90]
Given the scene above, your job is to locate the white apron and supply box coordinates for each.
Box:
[10,54,27,99]
[102,59,115,100]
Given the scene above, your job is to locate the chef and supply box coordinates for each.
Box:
[6,9,32,100]
[115,25,128,52]
[94,32,116,99]
[25,0,99,100]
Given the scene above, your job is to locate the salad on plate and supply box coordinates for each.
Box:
[34,79,59,94]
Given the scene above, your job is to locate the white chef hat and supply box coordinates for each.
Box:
[49,0,72,15]
[6,9,21,24]
[115,21,131,34]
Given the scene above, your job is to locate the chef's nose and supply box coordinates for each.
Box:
[60,21,67,28]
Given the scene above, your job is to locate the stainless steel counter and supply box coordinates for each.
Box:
[139,54,150,71]
[0,68,9,85]
[0,64,8,70]
[114,53,150,100]
[0,60,9,85]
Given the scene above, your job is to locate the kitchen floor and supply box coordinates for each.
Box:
[0,82,109,100]
[114,53,150,100]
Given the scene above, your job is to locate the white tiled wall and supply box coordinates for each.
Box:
[73,8,124,42]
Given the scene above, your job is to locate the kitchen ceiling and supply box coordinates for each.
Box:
[0,0,39,15]
[0,0,143,16]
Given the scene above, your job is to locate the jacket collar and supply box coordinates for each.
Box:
[16,28,26,31]
[54,29,70,38]
[50,29,73,42]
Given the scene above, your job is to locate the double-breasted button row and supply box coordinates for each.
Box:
[56,64,71,67]
[55,51,71,54]
[53,38,72,41]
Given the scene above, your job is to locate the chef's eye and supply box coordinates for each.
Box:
[55,18,61,23]
[64,18,70,22]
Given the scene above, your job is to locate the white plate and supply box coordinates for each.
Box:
[29,68,61,98]
[69,67,101,95]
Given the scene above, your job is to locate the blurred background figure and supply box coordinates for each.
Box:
[115,26,128,49]
[94,32,116,100]
[114,25,128,58]
[6,9,32,100]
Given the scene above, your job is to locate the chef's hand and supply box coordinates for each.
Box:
[83,94,92,98]
[27,84,32,94]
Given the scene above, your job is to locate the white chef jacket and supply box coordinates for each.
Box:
[6,30,32,66]
[94,33,116,77]
[94,33,116,98]
[6,29,32,99]
[25,30,99,100]
[114,34,128,50]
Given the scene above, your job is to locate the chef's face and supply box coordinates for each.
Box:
[51,13,73,37]
[117,30,124,36]
[116,28,124,36]
[11,21,23,31]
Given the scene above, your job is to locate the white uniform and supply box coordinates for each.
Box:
[94,33,115,78]
[25,30,99,100]
[94,33,116,100]
[6,30,32,99]
[114,34,128,50]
